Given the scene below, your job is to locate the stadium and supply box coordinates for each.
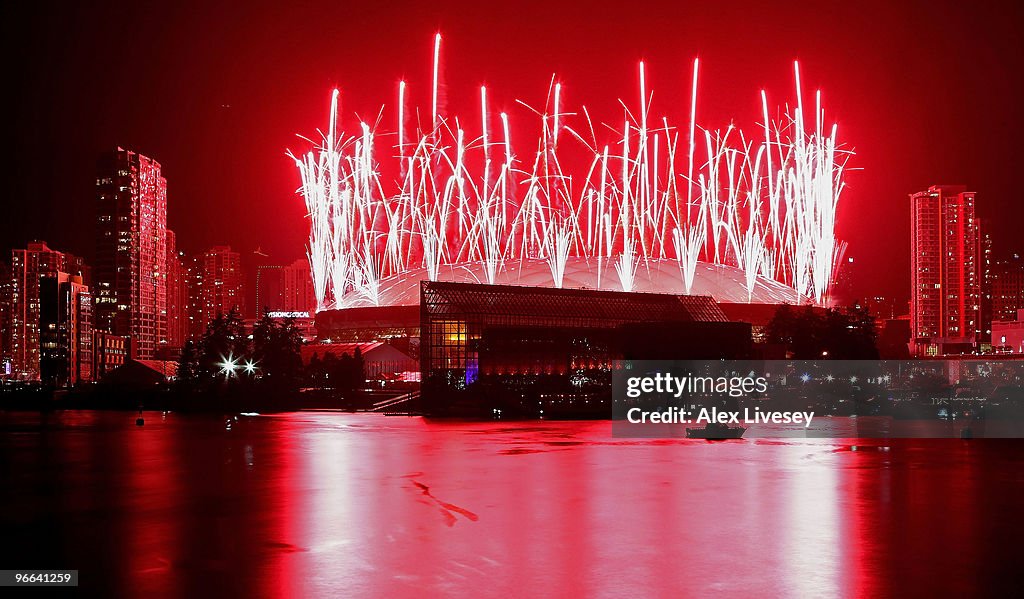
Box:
[334,258,805,309]
[297,41,845,347]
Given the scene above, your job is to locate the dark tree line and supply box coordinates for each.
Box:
[176,307,364,393]
[765,304,879,359]
[306,348,364,395]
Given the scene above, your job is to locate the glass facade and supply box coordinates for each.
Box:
[420,280,729,391]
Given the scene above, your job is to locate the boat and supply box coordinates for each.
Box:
[686,421,745,440]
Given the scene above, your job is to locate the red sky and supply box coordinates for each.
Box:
[3,0,1022,302]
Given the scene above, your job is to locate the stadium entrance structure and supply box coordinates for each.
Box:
[418,280,753,416]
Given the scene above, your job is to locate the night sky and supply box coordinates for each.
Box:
[2,0,1022,301]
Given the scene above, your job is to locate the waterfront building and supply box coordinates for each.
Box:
[188,245,245,336]
[94,148,168,359]
[7,241,89,380]
[909,185,982,356]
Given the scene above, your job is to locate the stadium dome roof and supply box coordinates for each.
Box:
[336,258,807,309]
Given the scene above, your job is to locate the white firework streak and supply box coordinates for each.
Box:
[545,216,575,289]
[289,40,852,310]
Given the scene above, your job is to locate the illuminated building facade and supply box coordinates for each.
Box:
[419,281,750,415]
[0,260,10,376]
[991,255,1024,326]
[39,273,93,386]
[94,148,168,359]
[7,241,89,381]
[910,185,982,356]
[980,231,994,342]
[255,259,316,318]
[165,230,188,352]
[93,331,128,376]
[189,246,245,336]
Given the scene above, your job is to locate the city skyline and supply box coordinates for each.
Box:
[3,1,1024,302]
[3,5,1024,598]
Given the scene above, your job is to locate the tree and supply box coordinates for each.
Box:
[307,349,365,395]
[765,304,879,359]
[252,314,304,390]
[176,340,200,386]
[828,303,878,359]
[352,345,365,385]
[198,307,250,381]
[323,352,338,387]
[307,354,323,386]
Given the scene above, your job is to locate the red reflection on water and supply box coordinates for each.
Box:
[2,412,1022,597]
[123,416,183,597]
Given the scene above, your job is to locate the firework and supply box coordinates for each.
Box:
[289,37,851,311]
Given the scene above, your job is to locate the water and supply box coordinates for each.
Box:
[1,410,1022,597]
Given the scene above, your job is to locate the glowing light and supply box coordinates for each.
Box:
[290,38,851,311]
[219,355,239,378]
[244,360,258,375]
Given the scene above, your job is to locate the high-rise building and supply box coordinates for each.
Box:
[980,230,994,343]
[95,148,168,360]
[0,260,12,377]
[189,246,245,337]
[39,273,93,386]
[164,230,188,353]
[991,254,1024,325]
[909,185,982,356]
[7,241,90,380]
[255,259,316,317]
[246,247,273,319]
[185,254,201,338]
